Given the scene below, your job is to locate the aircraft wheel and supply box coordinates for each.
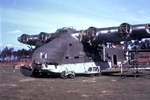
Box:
[68,71,76,78]
[95,73,102,77]
[90,74,95,77]
[61,71,67,79]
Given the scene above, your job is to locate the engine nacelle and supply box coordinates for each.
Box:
[145,24,150,34]
[38,32,49,42]
[118,23,132,39]
[18,34,29,43]
[86,27,97,41]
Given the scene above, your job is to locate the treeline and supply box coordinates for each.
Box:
[0,47,33,61]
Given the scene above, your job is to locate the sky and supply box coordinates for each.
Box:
[0,0,150,50]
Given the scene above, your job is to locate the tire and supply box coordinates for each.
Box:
[68,71,76,78]
[61,71,67,79]
[95,73,102,77]
[90,74,95,77]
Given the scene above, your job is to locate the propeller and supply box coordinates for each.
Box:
[86,27,97,41]
[145,24,150,34]
[118,23,132,39]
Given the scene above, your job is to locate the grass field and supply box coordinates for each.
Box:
[0,65,150,100]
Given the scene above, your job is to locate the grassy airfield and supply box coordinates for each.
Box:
[0,65,150,100]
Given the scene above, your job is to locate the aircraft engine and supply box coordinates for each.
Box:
[19,34,29,43]
[118,23,132,39]
[145,24,150,34]
[86,27,97,41]
[38,32,49,42]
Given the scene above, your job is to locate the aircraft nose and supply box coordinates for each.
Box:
[32,38,68,63]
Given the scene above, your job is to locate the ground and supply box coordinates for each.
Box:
[0,65,150,100]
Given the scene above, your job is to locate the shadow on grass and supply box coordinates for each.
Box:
[20,66,150,79]
[102,69,150,79]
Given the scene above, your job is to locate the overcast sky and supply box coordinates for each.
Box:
[1,0,150,50]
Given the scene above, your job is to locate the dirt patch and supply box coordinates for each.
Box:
[81,94,91,97]
[19,78,36,82]
[0,83,18,87]
[82,77,96,82]
[0,83,18,91]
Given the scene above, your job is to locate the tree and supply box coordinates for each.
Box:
[0,47,8,61]
[12,51,18,60]
[0,46,33,61]
[7,47,14,60]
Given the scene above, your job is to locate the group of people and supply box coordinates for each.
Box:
[123,39,150,50]
[131,39,150,50]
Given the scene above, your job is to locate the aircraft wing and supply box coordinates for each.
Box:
[79,23,150,45]
[18,23,150,46]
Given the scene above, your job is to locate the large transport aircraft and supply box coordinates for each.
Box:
[18,23,150,78]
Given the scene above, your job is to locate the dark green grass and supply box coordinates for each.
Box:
[0,66,150,100]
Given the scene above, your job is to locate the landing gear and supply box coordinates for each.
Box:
[95,72,102,77]
[68,71,76,78]
[61,71,76,79]
[61,71,68,79]
[89,73,102,77]
[90,74,95,77]
[89,67,102,77]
